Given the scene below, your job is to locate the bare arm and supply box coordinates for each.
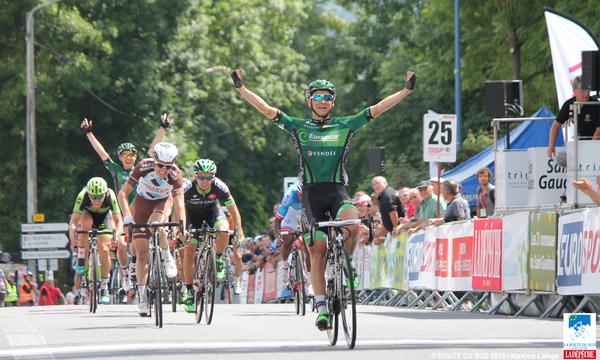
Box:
[69,213,81,250]
[113,213,124,237]
[547,120,562,158]
[227,202,245,240]
[593,127,600,140]
[118,183,134,219]
[148,114,173,157]
[369,71,415,119]
[81,118,110,161]
[171,190,187,230]
[573,178,600,205]
[232,69,279,120]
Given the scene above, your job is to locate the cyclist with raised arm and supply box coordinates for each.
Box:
[80,114,173,291]
[232,68,416,330]
[69,177,124,305]
[181,159,245,312]
[117,142,186,316]
[273,183,313,298]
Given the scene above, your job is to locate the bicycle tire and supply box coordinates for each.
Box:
[194,245,205,324]
[110,264,120,305]
[340,248,357,349]
[293,255,300,315]
[171,275,178,313]
[296,252,307,316]
[146,253,155,324]
[223,257,233,304]
[326,260,338,345]
[204,246,216,324]
[154,249,163,328]
[90,249,98,313]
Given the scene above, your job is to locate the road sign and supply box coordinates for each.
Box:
[21,250,70,260]
[32,213,45,222]
[21,233,69,249]
[21,223,68,233]
[49,259,58,271]
[423,114,457,163]
[283,177,297,195]
[38,259,47,271]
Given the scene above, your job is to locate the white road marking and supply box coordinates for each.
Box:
[0,338,564,357]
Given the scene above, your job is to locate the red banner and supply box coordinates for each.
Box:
[246,274,255,304]
[435,238,449,277]
[472,218,502,291]
[262,262,278,303]
[452,236,473,278]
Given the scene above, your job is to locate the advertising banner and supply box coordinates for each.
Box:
[353,244,372,290]
[529,212,558,292]
[472,218,503,291]
[581,208,600,294]
[239,271,249,304]
[262,262,278,303]
[567,140,600,207]
[557,211,586,295]
[253,268,264,304]
[408,228,436,289]
[502,212,530,291]
[449,221,474,291]
[391,232,408,290]
[370,236,392,288]
[495,150,529,209]
[527,147,567,207]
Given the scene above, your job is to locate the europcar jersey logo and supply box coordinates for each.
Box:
[563,313,596,359]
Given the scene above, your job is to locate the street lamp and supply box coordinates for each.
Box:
[26,0,61,222]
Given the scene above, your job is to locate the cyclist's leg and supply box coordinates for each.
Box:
[95,212,113,281]
[332,185,360,256]
[76,212,93,277]
[213,206,229,256]
[132,198,159,287]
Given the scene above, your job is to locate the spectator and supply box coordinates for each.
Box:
[353,193,374,245]
[476,167,495,218]
[38,278,66,306]
[66,285,78,305]
[429,177,445,198]
[19,272,37,306]
[573,176,600,205]
[371,176,404,244]
[0,269,5,307]
[397,188,422,233]
[4,273,18,307]
[547,76,600,158]
[428,180,470,226]
[397,187,411,218]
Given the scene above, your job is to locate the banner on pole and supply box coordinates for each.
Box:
[529,212,558,292]
[472,218,503,291]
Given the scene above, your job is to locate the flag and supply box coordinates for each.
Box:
[545,9,599,107]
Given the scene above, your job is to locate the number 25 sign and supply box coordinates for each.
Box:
[423,114,457,163]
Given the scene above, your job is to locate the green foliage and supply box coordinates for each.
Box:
[2,0,600,254]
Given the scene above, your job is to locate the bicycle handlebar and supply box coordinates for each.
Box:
[316,219,362,228]
[75,229,115,236]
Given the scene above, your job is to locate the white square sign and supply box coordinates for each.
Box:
[423,114,457,163]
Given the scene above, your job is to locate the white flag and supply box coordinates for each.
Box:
[545,9,598,107]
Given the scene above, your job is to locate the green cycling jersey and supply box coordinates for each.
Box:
[274,108,372,185]
[73,187,121,216]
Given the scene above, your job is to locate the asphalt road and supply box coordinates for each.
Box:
[0,303,586,360]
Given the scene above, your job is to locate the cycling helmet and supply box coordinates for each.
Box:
[307,79,336,97]
[117,142,137,155]
[193,159,217,174]
[153,142,179,163]
[86,177,108,196]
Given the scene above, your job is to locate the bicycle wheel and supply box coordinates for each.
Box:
[171,275,178,313]
[326,260,338,345]
[194,246,205,324]
[89,249,98,313]
[204,247,216,324]
[293,257,300,315]
[154,250,163,328]
[295,252,307,316]
[110,264,120,305]
[223,258,233,304]
[145,254,155,323]
[339,248,357,349]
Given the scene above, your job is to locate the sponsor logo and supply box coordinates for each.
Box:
[208,194,217,200]
[557,221,584,287]
[307,133,340,142]
[563,313,596,359]
[307,150,336,157]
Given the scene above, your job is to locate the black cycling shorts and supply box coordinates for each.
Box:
[302,183,353,224]
[187,205,227,229]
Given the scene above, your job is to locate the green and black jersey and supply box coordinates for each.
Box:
[72,187,121,216]
[274,108,372,185]
[104,158,135,203]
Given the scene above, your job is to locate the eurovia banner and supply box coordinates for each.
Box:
[391,232,408,290]
[370,237,391,288]
[529,211,558,292]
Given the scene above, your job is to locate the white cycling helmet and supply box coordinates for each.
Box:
[153,142,179,163]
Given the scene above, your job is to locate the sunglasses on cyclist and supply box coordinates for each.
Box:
[196,175,214,181]
[120,151,137,158]
[311,94,334,102]
[156,162,174,169]
[89,194,105,200]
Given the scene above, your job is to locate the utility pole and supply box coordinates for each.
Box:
[26,0,61,222]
